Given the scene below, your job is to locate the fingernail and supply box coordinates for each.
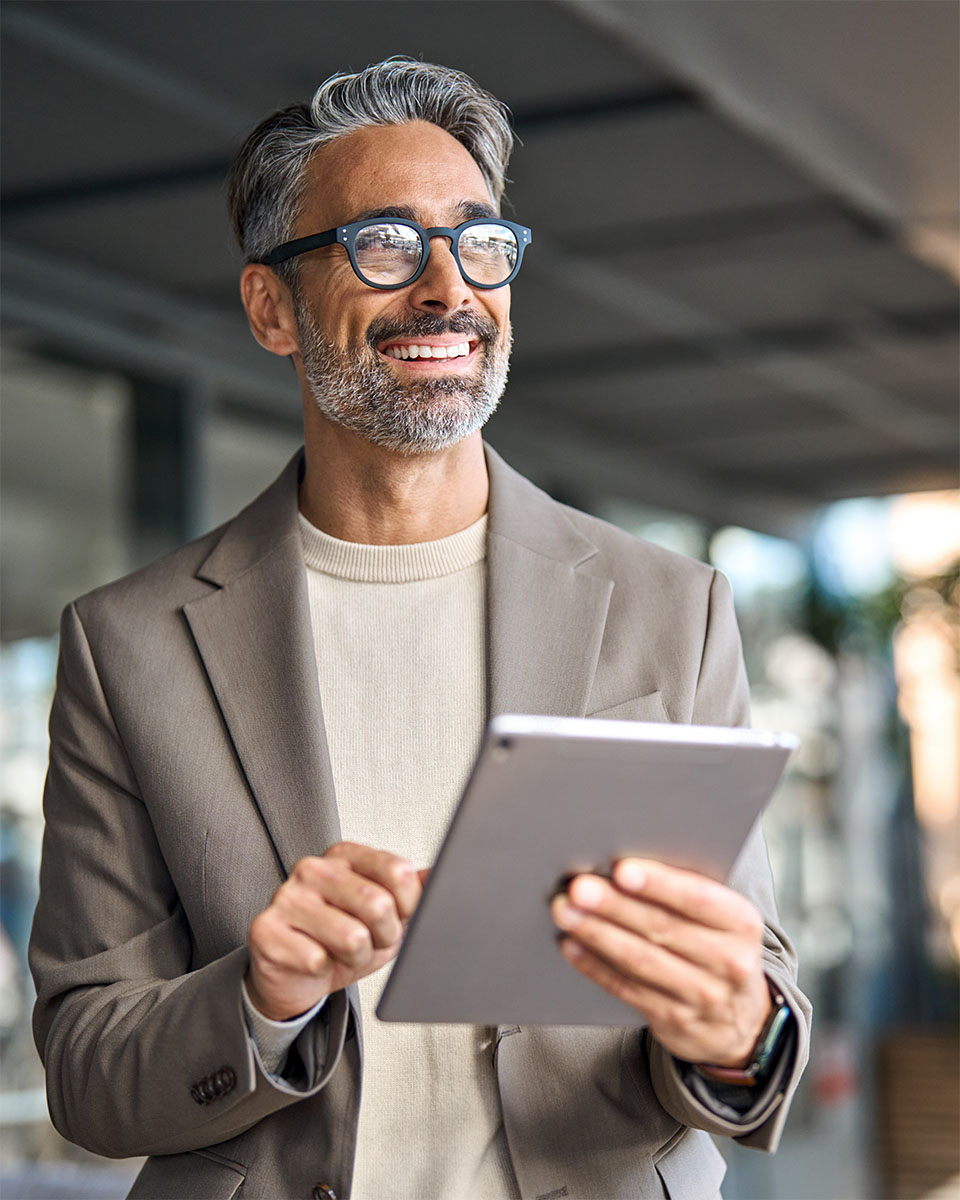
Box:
[618,861,646,890]
[571,876,605,909]
[553,897,584,929]
[562,938,583,960]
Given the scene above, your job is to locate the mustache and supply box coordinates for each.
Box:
[365,311,500,350]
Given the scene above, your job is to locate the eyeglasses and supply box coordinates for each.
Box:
[259,217,532,290]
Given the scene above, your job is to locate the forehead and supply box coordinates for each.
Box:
[297,121,493,232]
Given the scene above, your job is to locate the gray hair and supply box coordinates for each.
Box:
[227,57,514,285]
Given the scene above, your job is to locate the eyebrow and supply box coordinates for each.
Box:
[456,199,497,221]
[348,205,418,224]
[344,199,498,227]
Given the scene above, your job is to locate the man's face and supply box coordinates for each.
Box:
[288,121,513,455]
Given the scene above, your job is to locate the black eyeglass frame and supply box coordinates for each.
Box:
[258,217,532,289]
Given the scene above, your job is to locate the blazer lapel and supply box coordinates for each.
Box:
[183,452,341,877]
[485,445,613,718]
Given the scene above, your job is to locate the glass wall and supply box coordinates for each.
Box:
[598,493,960,1199]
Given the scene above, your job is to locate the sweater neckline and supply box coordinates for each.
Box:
[298,511,487,583]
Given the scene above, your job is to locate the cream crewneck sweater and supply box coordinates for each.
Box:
[293,510,518,1200]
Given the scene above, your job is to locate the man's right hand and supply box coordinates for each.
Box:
[245,842,424,1021]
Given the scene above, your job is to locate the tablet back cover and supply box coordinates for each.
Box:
[377,716,794,1026]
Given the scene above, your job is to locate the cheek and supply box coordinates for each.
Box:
[300,264,383,349]
[324,302,384,355]
[493,308,512,353]
[489,292,511,341]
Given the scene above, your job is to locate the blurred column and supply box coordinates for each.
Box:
[131,375,212,565]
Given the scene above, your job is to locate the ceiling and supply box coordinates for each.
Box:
[2,0,957,541]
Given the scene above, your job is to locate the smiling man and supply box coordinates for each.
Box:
[30,59,810,1200]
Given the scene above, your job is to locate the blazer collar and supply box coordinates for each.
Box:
[484,444,613,719]
[194,450,305,589]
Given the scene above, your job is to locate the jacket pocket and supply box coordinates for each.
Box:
[128,1149,246,1199]
[587,690,670,723]
[654,1129,726,1199]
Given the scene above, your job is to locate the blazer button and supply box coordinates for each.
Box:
[312,1185,337,1199]
[214,1066,236,1094]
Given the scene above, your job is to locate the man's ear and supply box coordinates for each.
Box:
[240,263,301,357]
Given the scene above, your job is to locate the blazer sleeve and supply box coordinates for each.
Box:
[645,570,813,1151]
[28,601,351,1159]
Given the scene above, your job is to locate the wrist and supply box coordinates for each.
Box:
[695,979,792,1086]
[730,974,775,1069]
[243,970,322,1022]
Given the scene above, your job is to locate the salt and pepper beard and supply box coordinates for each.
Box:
[295,303,512,455]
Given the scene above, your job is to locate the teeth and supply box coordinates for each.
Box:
[383,341,472,361]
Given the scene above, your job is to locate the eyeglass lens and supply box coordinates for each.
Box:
[353,223,518,287]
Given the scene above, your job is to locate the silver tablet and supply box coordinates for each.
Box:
[377,714,797,1027]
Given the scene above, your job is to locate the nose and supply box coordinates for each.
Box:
[406,235,473,314]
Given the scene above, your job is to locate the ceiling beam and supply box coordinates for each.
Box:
[674,418,957,465]
[513,84,695,131]
[0,4,253,134]
[1,157,230,217]
[0,82,699,215]
[2,290,289,408]
[510,305,958,389]
[3,241,247,351]
[1,241,289,406]
[553,197,887,258]
[562,0,960,283]
[528,239,948,451]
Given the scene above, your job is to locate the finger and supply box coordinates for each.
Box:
[558,936,687,1027]
[562,874,735,973]
[324,843,422,919]
[558,939,746,1063]
[277,886,381,971]
[611,859,764,938]
[551,895,724,1007]
[251,908,333,979]
[288,858,402,949]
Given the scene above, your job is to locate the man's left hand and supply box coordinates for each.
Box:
[551,858,771,1067]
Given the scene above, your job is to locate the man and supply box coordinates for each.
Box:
[30,59,810,1200]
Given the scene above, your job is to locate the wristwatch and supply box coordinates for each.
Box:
[694,982,793,1088]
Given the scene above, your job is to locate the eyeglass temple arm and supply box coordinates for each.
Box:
[260,229,339,267]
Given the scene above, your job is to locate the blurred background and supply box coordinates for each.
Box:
[1,1,957,1197]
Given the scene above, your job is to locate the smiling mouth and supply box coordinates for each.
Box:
[379,339,476,363]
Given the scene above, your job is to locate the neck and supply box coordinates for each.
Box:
[298,415,489,544]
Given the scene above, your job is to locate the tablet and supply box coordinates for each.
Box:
[376,714,797,1026]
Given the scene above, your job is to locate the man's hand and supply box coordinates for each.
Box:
[245,842,425,1021]
[551,858,771,1067]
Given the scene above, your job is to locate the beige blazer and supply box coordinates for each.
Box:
[30,446,810,1200]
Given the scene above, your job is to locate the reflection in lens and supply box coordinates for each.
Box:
[355,223,423,285]
[457,224,518,285]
